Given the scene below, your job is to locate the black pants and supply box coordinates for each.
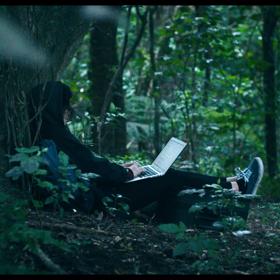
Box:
[94,168,232,214]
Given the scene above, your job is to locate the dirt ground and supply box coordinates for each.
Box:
[23,199,280,275]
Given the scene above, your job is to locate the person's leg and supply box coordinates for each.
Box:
[96,168,232,212]
[93,157,264,216]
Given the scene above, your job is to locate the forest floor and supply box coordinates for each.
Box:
[21,197,280,275]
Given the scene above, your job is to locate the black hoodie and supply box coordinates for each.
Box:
[27,81,133,183]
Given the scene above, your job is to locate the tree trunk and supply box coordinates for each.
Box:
[89,6,126,156]
[203,49,211,107]
[261,6,278,177]
[148,7,161,155]
[0,6,90,194]
[195,6,211,107]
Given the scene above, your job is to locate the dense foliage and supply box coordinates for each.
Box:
[1,5,280,274]
[62,5,279,197]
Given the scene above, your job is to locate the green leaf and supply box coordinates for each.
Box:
[58,151,69,166]
[34,169,48,176]
[68,193,75,200]
[212,221,224,230]
[62,195,69,203]
[173,242,189,257]
[102,196,113,205]
[5,166,24,180]
[158,223,179,234]
[31,199,44,209]
[45,196,55,205]
[188,239,204,253]
[178,221,186,232]
[188,204,205,214]
[15,146,39,154]
[9,153,28,163]
[37,180,55,190]
[176,232,185,240]
[120,203,130,213]
[20,158,39,174]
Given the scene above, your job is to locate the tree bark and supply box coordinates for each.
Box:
[88,6,126,155]
[0,6,90,194]
[261,6,278,177]
[91,6,148,155]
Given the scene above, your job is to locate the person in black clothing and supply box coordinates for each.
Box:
[27,81,264,219]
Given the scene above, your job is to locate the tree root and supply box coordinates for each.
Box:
[33,243,66,274]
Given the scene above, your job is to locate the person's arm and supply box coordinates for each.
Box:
[44,125,134,183]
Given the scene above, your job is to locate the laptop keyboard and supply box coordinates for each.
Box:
[138,166,158,178]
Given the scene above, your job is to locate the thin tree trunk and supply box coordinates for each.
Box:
[203,49,211,107]
[148,6,161,155]
[195,6,211,107]
[188,7,203,164]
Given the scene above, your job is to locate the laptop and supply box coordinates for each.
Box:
[126,137,187,183]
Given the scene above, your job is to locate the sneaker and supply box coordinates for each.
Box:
[235,157,264,195]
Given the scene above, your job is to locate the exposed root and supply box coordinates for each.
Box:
[33,243,66,274]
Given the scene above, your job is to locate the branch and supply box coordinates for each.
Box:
[121,7,149,70]
[27,221,114,236]
[33,243,66,274]
[120,6,132,66]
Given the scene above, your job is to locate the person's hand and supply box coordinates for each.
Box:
[121,162,134,168]
[122,162,144,178]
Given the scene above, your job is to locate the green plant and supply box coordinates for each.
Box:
[5,146,89,213]
[158,222,220,273]
[45,151,89,213]
[0,192,68,274]
[258,175,280,200]
[102,194,130,218]
[159,222,218,257]
[109,153,150,166]
[188,183,257,231]
[5,146,48,180]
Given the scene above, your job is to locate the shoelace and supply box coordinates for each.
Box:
[235,167,252,183]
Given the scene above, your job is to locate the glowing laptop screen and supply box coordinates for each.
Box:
[152,137,187,173]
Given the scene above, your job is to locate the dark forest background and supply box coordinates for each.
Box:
[63,5,279,197]
[0,5,280,274]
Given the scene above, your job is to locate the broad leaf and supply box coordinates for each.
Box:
[9,153,28,162]
[20,158,39,174]
[58,151,69,166]
[212,221,224,230]
[38,180,55,190]
[5,166,23,180]
[15,146,39,154]
[188,204,205,214]
[158,223,179,234]
[178,221,186,232]
[173,242,189,257]
[45,196,55,205]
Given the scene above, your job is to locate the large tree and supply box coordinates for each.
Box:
[89,6,149,156]
[88,5,125,156]
[0,6,90,194]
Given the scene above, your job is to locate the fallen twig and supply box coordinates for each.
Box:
[33,243,66,274]
[231,270,249,275]
[27,221,114,236]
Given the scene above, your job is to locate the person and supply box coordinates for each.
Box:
[27,81,264,220]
